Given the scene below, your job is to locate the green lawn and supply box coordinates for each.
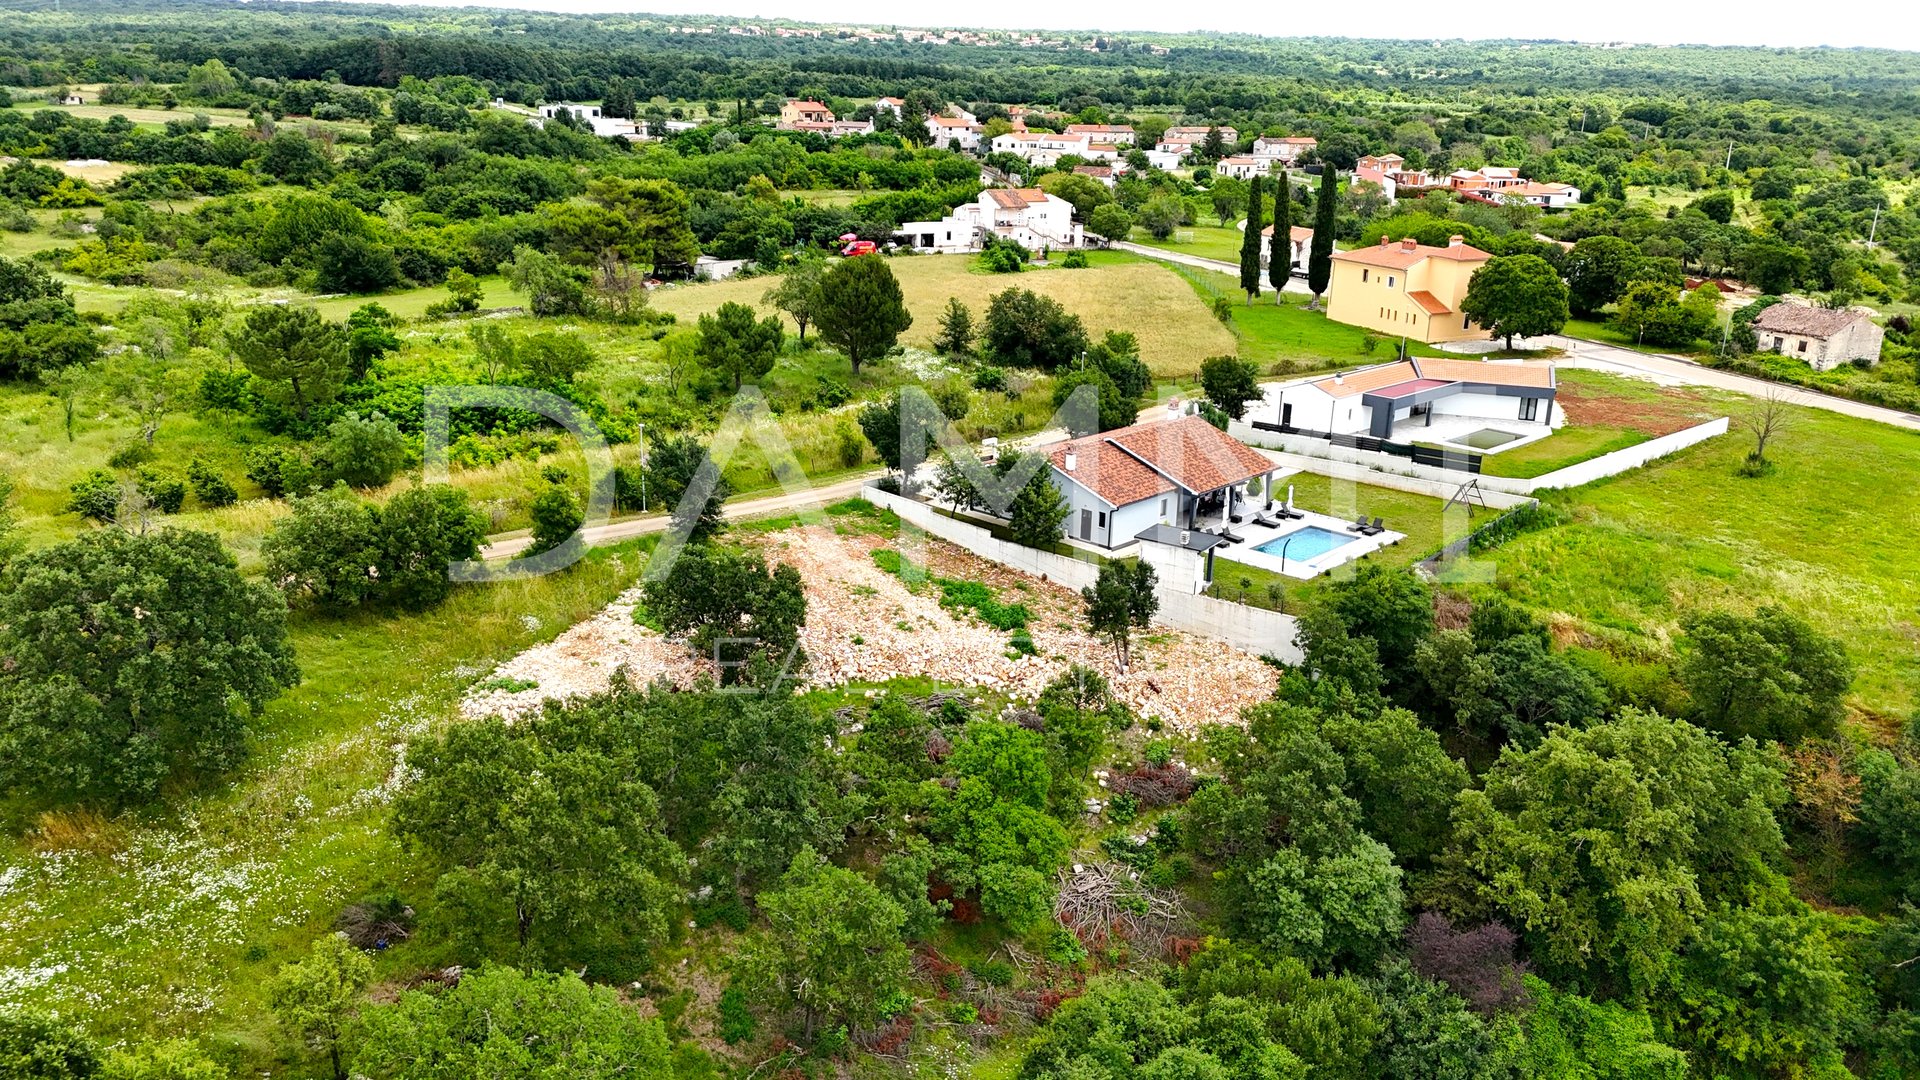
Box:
[1563,316,1720,357]
[1474,426,1652,479]
[1127,222,1249,263]
[1488,402,1920,720]
[1171,268,1448,370]
[1211,472,1491,609]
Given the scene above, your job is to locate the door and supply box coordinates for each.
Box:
[1281,403,1293,429]
[1079,508,1092,540]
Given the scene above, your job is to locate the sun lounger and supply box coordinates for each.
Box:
[1360,516,1386,536]
[1280,506,1306,520]
[1253,512,1284,528]
[1220,527,1247,544]
[1346,515,1369,532]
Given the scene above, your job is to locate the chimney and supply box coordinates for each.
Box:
[1401,237,1418,252]
[1180,530,1190,546]
[1063,451,1077,472]
[1333,373,1344,385]
[1449,234,1465,247]
[1378,235,1390,247]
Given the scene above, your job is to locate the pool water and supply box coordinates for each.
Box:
[1254,526,1356,562]
[1457,428,1524,450]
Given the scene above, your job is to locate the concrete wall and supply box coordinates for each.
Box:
[862,487,1300,661]
[1229,417,1729,498]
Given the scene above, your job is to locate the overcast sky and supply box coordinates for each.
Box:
[360,0,1920,51]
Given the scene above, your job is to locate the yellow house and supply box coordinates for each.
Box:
[777,99,833,129]
[1325,235,1492,344]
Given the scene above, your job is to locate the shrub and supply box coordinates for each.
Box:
[717,986,755,1044]
[187,458,238,508]
[972,365,1009,392]
[138,469,186,514]
[1060,250,1090,269]
[67,469,121,520]
[322,411,408,489]
[107,441,155,468]
[524,486,583,558]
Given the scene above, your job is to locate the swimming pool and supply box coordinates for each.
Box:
[1254,526,1356,562]
[1455,427,1524,450]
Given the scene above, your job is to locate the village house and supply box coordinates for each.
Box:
[533,104,651,141]
[895,187,1085,254]
[1215,156,1277,181]
[926,114,984,151]
[1357,153,1405,173]
[1072,164,1118,187]
[1164,124,1240,145]
[1044,415,1284,547]
[58,93,84,106]
[1324,235,1493,344]
[988,130,1117,167]
[1251,136,1317,163]
[777,99,833,128]
[1447,166,1526,191]
[873,96,905,117]
[1265,357,1560,441]
[1752,303,1886,370]
[1352,163,1399,203]
[1142,149,1187,171]
[792,118,876,137]
[1063,123,1135,145]
[1490,180,1583,209]
[1258,224,1315,276]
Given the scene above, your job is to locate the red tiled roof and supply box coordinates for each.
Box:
[1259,225,1316,244]
[1332,236,1491,269]
[1752,302,1871,338]
[1048,416,1274,507]
[1310,358,1554,398]
[1407,289,1451,315]
[985,187,1051,210]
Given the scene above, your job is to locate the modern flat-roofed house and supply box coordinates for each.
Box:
[1258,224,1315,276]
[1484,180,1582,209]
[1270,358,1559,440]
[1325,235,1493,343]
[1251,136,1317,163]
[1753,303,1885,370]
[778,99,833,128]
[1044,416,1284,546]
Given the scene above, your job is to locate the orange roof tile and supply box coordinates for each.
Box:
[1048,416,1275,506]
[1332,236,1491,269]
[1310,358,1555,398]
[1407,290,1451,315]
[1259,225,1316,244]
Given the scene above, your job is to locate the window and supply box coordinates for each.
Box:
[1463,314,1471,329]
[1797,340,1807,353]
[1387,276,1396,288]
[1519,397,1539,421]
[1097,511,1107,528]
[1362,268,1370,282]
[1160,499,1168,516]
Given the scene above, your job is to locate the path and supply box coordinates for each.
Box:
[1112,240,1313,295]
[1549,334,1920,434]
[476,402,1184,560]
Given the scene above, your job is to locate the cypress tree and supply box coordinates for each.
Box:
[1267,170,1292,300]
[1239,174,1264,303]
[1307,165,1338,306]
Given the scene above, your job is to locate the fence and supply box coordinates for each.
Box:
[1232,416,1729,497]
[862,486,1301,662]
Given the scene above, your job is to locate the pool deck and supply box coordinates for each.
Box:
[1390,415,1558,455]
[1195,504,1406,580]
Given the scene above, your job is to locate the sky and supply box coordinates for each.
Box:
[342,0,1920,51]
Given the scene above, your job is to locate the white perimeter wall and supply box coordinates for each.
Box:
[1228,416,1729,497]
[862,487,1302,662]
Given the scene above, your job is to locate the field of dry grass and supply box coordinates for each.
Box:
[649,253,1237,377]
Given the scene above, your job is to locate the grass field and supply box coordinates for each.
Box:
[1564,315,1723,357]
[781,188,866,207]
[12,101,256,128]
[1474,425,1650,479]
[1127,222,1249,263]
[0,538,657,1056]
[1171,268,1448,370]
[650,252,1236,377]
[1491,401,1920,720]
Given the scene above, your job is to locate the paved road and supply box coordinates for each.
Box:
[1112,240,1313,296]
[1547,334,1920,434]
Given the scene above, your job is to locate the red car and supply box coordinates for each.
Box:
[841,240,877,257]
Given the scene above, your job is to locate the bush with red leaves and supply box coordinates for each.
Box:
[1406,911,1531,1015]
[1107,763,1197,807]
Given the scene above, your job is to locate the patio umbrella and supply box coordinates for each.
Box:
[838,232,859,242]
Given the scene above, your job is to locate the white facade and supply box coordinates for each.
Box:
[1251,137,1317,164]
[926,116,983,151]
[538,102,601,121]
[1216,156,1275,181]
[895,188,1086,254]
[1143,149,1186,171]
[988,131,1115,168]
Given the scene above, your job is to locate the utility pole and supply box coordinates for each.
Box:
[1725,141,1734,170]
[1868,206,1881,250]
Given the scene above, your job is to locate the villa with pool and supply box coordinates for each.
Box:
[1042,414,1405,580]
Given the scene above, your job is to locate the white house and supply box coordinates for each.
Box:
[1164,124,1238,145]
[873,96,905,117]
[988,130,1116,168]
[533,104,650,141]
[1216,156,1275,181]
[1063,123,1135,145]
[1044,415,1284,547]
[1752,304,1885,370]
[538,102,601,121]
[1495,181,1582,209]
[1258,225,1315,276]
[1251,136,1317,164]
[1143,149,1187,171]
[1264,358,1560,441]
[926,114,984,151]
[895,187,1086,254]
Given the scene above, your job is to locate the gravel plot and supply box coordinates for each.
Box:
[462,525,1278,732]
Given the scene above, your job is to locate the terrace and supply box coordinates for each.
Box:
[1163,480,1407,580]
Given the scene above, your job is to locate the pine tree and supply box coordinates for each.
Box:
[1267,170,1292,300]
[1308,165,1338,306]
[1239,175,1264,304]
